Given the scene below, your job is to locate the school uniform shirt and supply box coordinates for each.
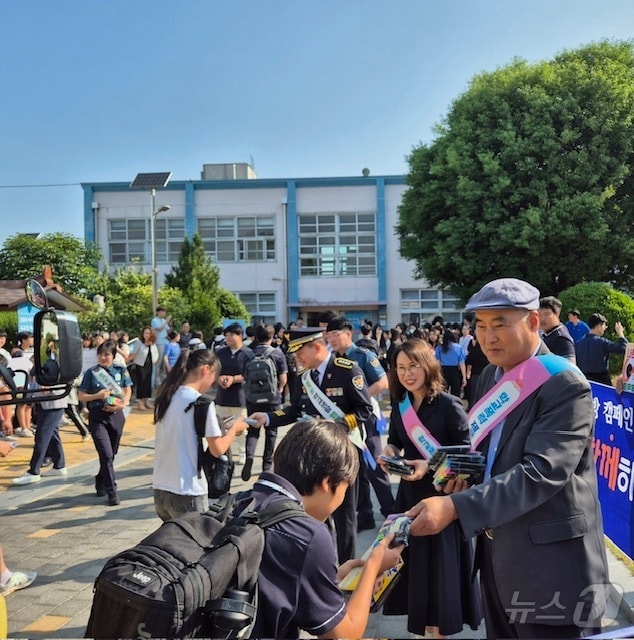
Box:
[541,323,575,360]
[251,472,346,638]
[214,345,253,408]
[79,364,132,413]
[434,343,466,366]
[152,386,222,496]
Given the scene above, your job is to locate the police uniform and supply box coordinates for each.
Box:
[342,343,395,524]
[267,330,373,562]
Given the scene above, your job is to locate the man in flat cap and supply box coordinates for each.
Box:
[249,328,374,562]
[406,278,609,639]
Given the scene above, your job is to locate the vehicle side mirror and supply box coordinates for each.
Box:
[33,309,83,386]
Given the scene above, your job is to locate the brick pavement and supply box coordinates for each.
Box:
[0,408,631,638]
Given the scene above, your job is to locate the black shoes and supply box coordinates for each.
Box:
[357,517,376,532]
[241,457,254,482]
[95,477,107,497]
[107,492,120,506]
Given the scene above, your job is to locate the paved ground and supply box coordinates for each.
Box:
[0,407,632,638]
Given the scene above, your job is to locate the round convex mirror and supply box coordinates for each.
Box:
[25,279,48,309]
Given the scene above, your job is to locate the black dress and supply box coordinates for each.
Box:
[383,391,482,636]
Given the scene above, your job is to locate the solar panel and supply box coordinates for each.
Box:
[130,172,172,188]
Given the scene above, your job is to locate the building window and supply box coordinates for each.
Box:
[197,216,276,262]
[299,212,376,277]
[237,292,277,325]
[107,218,185,265]
[400,289,463,324]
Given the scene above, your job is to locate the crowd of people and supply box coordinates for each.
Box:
[0,282,630,638]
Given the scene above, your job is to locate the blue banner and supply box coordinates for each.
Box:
[591,382,634,559]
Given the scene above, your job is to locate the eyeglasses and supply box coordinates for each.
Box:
[396,364,423,376]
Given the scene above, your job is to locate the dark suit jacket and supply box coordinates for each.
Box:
[452,343,609,626]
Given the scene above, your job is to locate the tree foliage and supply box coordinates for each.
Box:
[398,40,634,302]
[164,233,249,338]
[0,233,102,297]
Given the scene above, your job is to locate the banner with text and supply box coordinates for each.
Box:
[591,381,634,559]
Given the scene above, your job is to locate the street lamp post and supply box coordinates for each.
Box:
[130,172,172,313]
[150,188,170,312]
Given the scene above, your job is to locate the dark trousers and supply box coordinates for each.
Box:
[479,535,602,639]
[89,410,125,494]
[245,402,280,472]
[357,434,395,519]
[330,474,359,563]
[30,407,65,474]
[442,365,463,397]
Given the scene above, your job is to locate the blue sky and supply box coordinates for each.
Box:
[1,0,632,243]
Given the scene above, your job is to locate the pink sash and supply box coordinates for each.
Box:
[399,395,442,460]
[467,354,580,449]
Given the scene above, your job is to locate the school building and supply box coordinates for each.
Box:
[82,163,464,329]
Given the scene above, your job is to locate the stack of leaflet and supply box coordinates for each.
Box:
[428,445,485,486]
[339,513,411,611]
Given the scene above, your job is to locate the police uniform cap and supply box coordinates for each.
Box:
[286,328,325,354]
[465,278,540,312]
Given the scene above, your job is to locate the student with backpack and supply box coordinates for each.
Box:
[241,324,288,481]
[85,418,403,639]
[251,418,404,638]
[152,348,248,522]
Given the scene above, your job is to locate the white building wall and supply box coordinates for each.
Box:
[193,186,287,302]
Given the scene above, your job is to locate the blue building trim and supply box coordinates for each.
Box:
[286,181,298,306]
[185,181,196,239]
[376,178,387,304]
[82,185,96,243]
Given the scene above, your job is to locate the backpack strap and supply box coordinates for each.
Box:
[185,396,212,479]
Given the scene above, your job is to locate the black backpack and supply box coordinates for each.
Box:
[186,396,234,499]
[85,493,308,639]
[243,346,278,405]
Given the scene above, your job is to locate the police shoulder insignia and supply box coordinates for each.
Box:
[352,375,365,390]
[334,357,354,369]
[370,357,380,368]
[273,410,286,416]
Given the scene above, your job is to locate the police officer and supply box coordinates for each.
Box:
[250,328,373,563]
[326,316,395,529]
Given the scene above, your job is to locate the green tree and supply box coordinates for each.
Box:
[398,41,634,302]
[78,267,190,337]
[0,233,102,297]
[558,282,634,375]
[164,233,249,338]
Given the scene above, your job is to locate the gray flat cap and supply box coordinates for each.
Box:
[465,278,540,311]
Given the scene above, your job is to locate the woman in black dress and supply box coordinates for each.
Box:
[380,338,481,637]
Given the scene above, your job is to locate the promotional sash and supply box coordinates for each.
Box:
[398,394,442,460]
[91,365,124,398]
[467,354,582,450]
[302,370,376,468]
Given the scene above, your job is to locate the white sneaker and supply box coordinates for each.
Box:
[1,434,17,441]
[14,428,34,438]
[0,570,37,595]
[13,472,41,485]
[48,467,68,476]
[237,452,246,465]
